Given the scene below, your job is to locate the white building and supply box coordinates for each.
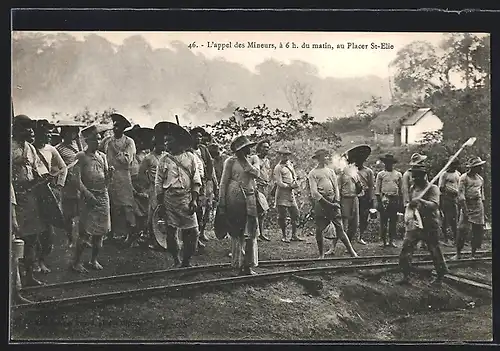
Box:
[399,108,443,144]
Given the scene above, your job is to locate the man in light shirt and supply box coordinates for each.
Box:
[375,154,403,248]
[155,122,202,268]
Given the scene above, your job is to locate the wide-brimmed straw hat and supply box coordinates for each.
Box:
[409,153,427,166]
[312,148,331,160]
[125,126,155,145]
[154,122,193,147]
[380,154,398,164]
[110,113,132,129]
[81,125,98,139]
[55,119,86,128]
[467,156,486,168]
[277,146,292,155]
[344,144,372,163]
[230,135,257,153]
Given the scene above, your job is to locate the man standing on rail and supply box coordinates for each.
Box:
[155,122,202,268]
[273,146,304,243]
[398,164,449,286]
[250,139,272,242]
[439,159,461,247]
[375,154,403,248]
[32,119,68,274]
[308,149,358,259]
[453,157,487,260]
[105,114,138,244]
[72,126,112,273]
[55,120,86,248]
[11,115,50,286]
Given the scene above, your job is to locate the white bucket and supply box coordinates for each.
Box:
[12,239,24,260]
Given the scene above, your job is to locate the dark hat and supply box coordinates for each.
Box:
[110,113,132,129]
[409,164,427,173]
[409,153,427,166]
[344,144,371,163]
[467,156,486,168]
[13,114,35,128]
[81,125,98,139]
[34,119,56,133]
[312,148,331,160]
[55,119,86,128]
[154,122,193,147]
[125,126,154,145]
[380,154,398,164]
[230,135,257,153]
[190,126,207,136]
[277,146,292,155]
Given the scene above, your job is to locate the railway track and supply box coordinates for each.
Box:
[15,250,491,312]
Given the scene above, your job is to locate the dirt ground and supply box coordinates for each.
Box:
[10,217,492,342]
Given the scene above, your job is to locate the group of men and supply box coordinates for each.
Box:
[10,111,488,304]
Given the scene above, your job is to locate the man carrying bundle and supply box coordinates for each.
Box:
[72,126,112,273]
[155,122,202,268]
[55,120,86,248]
[398,164,449,285]
[308,149,358,259]
[32,119,68,273]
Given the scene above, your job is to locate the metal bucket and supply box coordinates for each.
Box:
[369,208,378,219]
[12,239,24,260]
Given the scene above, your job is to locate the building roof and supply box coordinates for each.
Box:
[369,104,416,131]
[401,108,432,126]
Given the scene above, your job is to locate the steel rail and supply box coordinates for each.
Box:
[14,257,491,312]
[21,250,490,293]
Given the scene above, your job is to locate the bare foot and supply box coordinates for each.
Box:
[324,249,335,256]
[89,261,103,270]
[351,251,359,258]
[318,254,325,259]
[72,263,88,273]
[39,262,51,274]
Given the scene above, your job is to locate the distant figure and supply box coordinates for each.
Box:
[273,146,303,243]
[375,154,403,248]
[250,139,272,242]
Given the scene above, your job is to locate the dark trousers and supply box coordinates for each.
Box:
[457,222,484,252]
[379,196,399,243]
[399,228,449,278]
[358,195,371,238]
[441,196,458,241]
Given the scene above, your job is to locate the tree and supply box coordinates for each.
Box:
[284,80,313,114]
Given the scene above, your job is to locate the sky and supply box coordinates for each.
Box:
[30,31,480,79]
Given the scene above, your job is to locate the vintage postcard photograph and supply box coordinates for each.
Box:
[10,30,491,342]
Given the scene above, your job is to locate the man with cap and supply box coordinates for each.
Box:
[139,131,167,250]
[124,125,154,247]
[155,122,202,268]
[453,156,487,260]
[273,146,303,242]
[104,113,138,244]
[438,158,461,246]
[55,119,86,248]
[398,164,449,285]
[218,135,261,275]
[11,115,50,286]
[32,119,68,273]
[250,139,272,242]
[375,154,403,248]
[190,126,216,243]
[308,149,358,258]
[72,125,112,273]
